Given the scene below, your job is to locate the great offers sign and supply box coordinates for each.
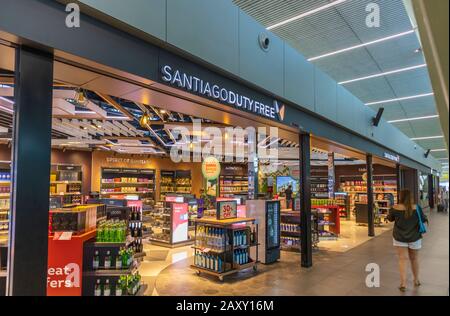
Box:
[161,64,284,121]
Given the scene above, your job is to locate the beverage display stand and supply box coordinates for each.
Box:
[82,241,146,296]
[280,210,300,252]
[312,205,340,240]
[191,217,258,282]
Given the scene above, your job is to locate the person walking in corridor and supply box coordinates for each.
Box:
[387,189,428,292]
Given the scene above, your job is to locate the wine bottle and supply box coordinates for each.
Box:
[115,279,122,296]
[104,279,111,296]
[115,250,122,269]
[104,251,111,269]
[93,250,99,270]
[94,279,102,296]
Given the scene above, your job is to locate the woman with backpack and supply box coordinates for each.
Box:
[387,189,428,292]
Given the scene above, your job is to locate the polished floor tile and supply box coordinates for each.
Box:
[138,210,448,296]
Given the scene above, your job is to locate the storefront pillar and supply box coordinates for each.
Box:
[7,46,53,296]
[428,174,435,209]
[299,133,312,268]
[396,164,402,201]
[366,154,375,237]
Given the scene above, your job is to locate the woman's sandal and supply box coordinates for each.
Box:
[398,286,407,292]
[414,281,421,287]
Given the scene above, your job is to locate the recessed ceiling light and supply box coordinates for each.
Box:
[308,30,415,61]
[266,0,348,30]
[366,93,434,106]
[411,135,444,141]
[339,64,427,85]
[74,110,96,114]
[388,115,439,123]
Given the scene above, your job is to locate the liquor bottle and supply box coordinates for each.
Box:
[136,208,141,221]
[104,251,111,269]
[115,250,122,269]
[115,279,123,297]
[93,250,99,270]
[127,248,133,266]
[104,279,111,296]
[94,279,102,296]
[138,222,142,237]
[217,256,222,272]
[130,207,135,221]
[129,222,134,238]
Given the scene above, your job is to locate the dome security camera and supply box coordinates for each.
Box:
[259,33,270,51]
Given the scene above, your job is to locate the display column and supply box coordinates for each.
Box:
[299,133,312,268]
[428,174,435,209]
[396,164,401,202]
[327,153,335,198]
[7,46,53,296]
[366,154,375,237]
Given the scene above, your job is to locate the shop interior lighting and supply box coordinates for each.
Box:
[139,112,151,128]
[74,110,96,114]
[74,88,88,106]
[365,93,434,106]
[0,96,14,104]
[430,149,447,152]
[339,64,427,85]
[260,137,281,149]
[410,135,444,141]
[308,30,415,61]
[266,0,348,30]
[388,115,439,123]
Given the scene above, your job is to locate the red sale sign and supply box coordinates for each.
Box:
[217,201,237,220]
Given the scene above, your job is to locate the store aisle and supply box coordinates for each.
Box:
[318,220,393,252]
[138,243,194,295]
[152,210,448,296]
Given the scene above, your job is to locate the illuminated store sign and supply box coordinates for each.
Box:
[202,156,221,180]
[161,65,284,121]
[384,152,400,163]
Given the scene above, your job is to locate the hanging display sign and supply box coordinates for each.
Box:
[161,65,284,121]
[216,200,238,220]
[202,156,221,180]
[383,152,400,163]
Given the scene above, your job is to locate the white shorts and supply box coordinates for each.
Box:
[393,238,422,250]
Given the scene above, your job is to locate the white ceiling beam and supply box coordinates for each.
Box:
[112,121,137,136]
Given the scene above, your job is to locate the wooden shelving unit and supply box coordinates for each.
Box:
[50,164,83,207]
[101,168,156,209]
[0,163,11,245]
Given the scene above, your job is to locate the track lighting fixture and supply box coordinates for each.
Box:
[74,88,88,107]
[139,112,151,128]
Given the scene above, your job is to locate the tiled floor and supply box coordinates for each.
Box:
[319,219,393,252]
[139,210,448,296]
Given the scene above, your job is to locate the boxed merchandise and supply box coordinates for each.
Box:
[49,205,98,235]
